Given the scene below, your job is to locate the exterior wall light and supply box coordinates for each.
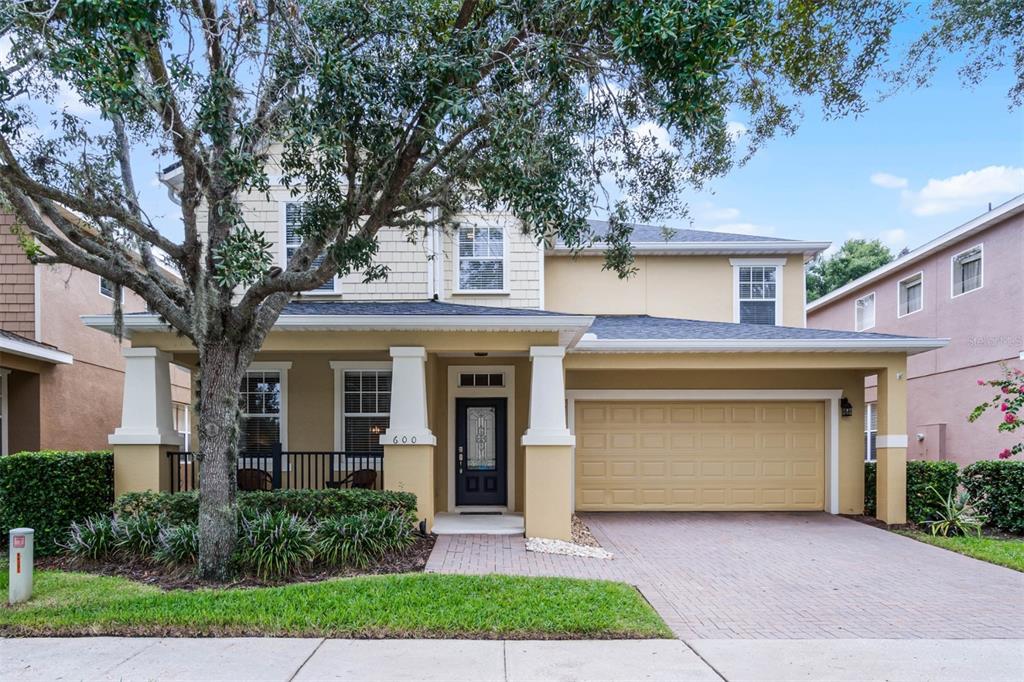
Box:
[840,397,854,418]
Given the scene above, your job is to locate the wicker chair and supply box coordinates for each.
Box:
[326,469,377,490]
[237,468,273,491]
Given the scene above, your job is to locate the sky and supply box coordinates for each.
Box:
[6,18,1024,258]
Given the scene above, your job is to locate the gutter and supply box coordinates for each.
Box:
[81,312,595,345]
[572,336,949,356]
[548,241,831,258]
[0,336,74,365]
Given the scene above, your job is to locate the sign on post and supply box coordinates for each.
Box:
[8,528,34,605]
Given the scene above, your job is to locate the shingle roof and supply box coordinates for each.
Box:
[582,219,795,244]
[588,315,922,341]
[281,299,576,317]
[0,328,62,351]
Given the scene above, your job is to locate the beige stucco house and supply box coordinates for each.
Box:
[83,173,947,538]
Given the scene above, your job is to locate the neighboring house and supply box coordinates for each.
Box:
[83,165,945,538]
[0,211,192,456]
[807,195,1024,467]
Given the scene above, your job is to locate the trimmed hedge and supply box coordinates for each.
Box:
[114,487,417,525]
[961,461,1024,534]
[864,460,959,525]
[0,451,114,554]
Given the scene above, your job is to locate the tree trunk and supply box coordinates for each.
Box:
[196,341,247,581]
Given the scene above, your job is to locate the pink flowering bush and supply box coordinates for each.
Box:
[970,365,1024,459]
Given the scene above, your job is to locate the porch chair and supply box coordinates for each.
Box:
[237,468,273,491]
[326,469,377,490]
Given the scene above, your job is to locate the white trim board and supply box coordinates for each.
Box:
[446,365,517,513]
[566,389,843,515]
[807,193,1024,311]
[0,334,73,365]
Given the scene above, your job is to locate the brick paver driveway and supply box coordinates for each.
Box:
[426,512,1024,639]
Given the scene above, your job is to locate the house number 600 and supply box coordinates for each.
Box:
[392,436,418,444]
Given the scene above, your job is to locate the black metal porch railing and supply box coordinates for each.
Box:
[166,444,384,493]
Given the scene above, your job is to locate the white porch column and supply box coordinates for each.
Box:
[522,346,575,446]
[382,347,436,446]
[108,348,182,495]
[381,347,436,530]
[522,346,574,540]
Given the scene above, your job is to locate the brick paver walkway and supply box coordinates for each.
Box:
[426,512,1024,639]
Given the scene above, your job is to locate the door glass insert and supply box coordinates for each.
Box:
[467,406,497,471]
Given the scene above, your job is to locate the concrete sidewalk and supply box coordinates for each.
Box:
[2,637,1022,682]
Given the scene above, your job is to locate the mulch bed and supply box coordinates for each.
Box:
[36,534,436,591]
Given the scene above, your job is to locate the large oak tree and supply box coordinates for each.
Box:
[0,0,1016,578]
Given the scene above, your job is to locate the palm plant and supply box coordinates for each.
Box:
[928,486,987,537]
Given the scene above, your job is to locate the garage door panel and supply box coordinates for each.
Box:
[575,400,824,511]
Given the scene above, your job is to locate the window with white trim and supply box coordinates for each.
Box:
[737,265,778,325]
[239,370,282,450]
[898,273,923,316]
[855,292,875,331]
[99,277,124,301]
[952,245,982,296]
[174,403,190,451]
[284,201,334,293]
[457,225,504,291]
[343,369,391,454]
[865,402,877,462]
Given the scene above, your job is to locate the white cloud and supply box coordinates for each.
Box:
[905,165,1024,216]
[726,121,748,141]
[870,172,908,189]
[709,222,776,237]
[631,121,674,152]
[694,202,740,222]
[879,228,908,250]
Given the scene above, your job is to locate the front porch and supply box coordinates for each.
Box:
[90,300,938,539]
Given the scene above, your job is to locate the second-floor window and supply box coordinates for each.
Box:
[855,293,875,331]
[951,245,983,297]
[284,202,335,293]
[898,272,923,317]
[737,265,778,325]
[99,277,124,301]
[457,225,505,292]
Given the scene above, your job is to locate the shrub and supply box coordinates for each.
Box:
[864,460,959,524]
[63,516,118,560]
[114,513,163,557]
[0,451,114,554]
[237,511,316,579]
[961,461,1024,534]
[927,486,986,537]
[316,509,415,568]
[154,523,199,566]
[114,488,417,525]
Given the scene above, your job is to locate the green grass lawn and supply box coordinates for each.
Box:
[900,532,1024,572]
[0,570,670,639]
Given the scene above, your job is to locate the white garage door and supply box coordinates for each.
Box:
[574,401,825,511]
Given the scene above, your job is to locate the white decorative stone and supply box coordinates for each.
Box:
[109,348,182,446]
[521,346,575,446]
[381,346,436,446]
[526,537,613,560]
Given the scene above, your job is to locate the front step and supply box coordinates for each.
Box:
[432,512,525,535]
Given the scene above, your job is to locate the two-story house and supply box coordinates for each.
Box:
[807,194,1024,467]
[0,210,192,456]
[84,166,946,539]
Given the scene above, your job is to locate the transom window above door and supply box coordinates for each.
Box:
[457,225,505,292]
[735,263,780,325]
[459,372,504,388]
[898,272,923,317]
